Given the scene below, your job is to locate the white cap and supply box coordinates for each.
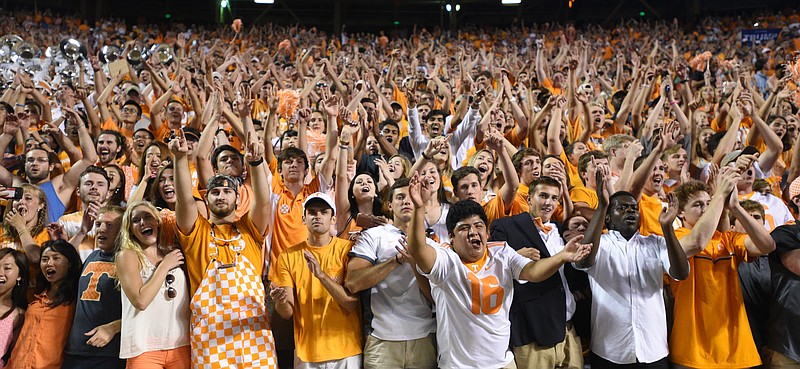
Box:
[303,192,336,215]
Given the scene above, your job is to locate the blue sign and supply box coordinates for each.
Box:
[741,29,780,44]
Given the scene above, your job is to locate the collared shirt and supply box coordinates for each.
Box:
[536,220,576,321]
[349,224,437,341]
[575,230,677,364]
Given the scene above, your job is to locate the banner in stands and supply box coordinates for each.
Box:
[740,29,780,44]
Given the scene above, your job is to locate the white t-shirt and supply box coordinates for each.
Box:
[739,191,793,232]
[421,241,529,369]
[349,224,437,341]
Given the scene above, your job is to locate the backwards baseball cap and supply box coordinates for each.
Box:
[206,174,239,194]
[721,146,759,167]
[303,192,336,215]
[182,127,201,141]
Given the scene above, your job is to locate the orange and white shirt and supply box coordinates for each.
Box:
[420,241,528,369]
[738,191,793,232]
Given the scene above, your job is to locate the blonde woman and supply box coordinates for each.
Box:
[116,201,190,368]
[0,184,50,262]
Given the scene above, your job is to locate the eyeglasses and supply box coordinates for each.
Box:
[165,273,176,299]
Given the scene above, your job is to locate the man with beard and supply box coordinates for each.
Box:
[0,108,97,223]
[62,206,126,369]
[94,130,135,200]
[576,172,689,369]
[57,166,111,261]
[172,128,279,368]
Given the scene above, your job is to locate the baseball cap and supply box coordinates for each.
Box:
[124,85,141,96]
[390,101,402,109]
[182,127,201,141]
[303,192,336,215]
[206,174,239,194]
[721,146,759,167]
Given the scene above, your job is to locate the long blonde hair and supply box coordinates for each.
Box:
[2,184,48,241]
[116,200,165,268]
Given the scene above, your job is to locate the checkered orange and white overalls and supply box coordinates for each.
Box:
[190,241,278,369]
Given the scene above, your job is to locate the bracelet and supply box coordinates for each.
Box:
[15,104,24,107]
[421,152,433,161]
[670,100,679,105]
[395,254,402,265]
[248,157,264,166]
[338,144,351,150]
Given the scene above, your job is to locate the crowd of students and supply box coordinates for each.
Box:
[0,6,798,369]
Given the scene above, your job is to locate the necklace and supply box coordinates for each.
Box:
[209,224,246,255]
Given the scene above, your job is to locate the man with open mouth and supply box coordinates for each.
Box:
[407,172,590,369]
[172,125,279,368]
[576,171,689,369]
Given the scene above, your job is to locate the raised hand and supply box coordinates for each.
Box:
[408,172,433,208]
[595,162,609,209]
[80,201,100,234]
[320,92,341,117]
[715,165,739,196]
[659,193,679,226]
[244,131,264,164]
[168,128,189,158]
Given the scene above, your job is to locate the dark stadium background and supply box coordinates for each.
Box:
[5,0,799,32]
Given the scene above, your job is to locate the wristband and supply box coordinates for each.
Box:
[15,104,24,107]
[248,157,264,166]
[421,152,433,161]
[670,100,679,106]
[395,254,402,265]
[338,144,351,150]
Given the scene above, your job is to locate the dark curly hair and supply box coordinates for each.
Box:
[446,200,488,235]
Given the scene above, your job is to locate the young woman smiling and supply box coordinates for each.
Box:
[116,201,190,368]
[6,240,81,368]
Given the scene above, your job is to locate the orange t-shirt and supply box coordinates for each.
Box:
[638,193,664,236]
[668,228,761,368]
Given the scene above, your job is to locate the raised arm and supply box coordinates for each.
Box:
[575,171,610,269]
[728,191,775,257]
[170,130,199,233]
[660,194,690,280]
[408,172,438,274]
[485,129,518,212]
[680,167,737,257]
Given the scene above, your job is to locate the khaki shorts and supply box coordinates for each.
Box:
[363,333,437,369]
[765,348,800,369]
[513,325,583,369]
[294,354,361,369]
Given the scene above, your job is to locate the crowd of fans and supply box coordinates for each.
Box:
[0,6,798,369]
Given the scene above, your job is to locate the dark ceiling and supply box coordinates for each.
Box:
[8,0,798,33]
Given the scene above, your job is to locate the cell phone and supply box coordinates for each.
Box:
[0,187,23,200]
[356,213,375,229]
[665,84,671,94]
